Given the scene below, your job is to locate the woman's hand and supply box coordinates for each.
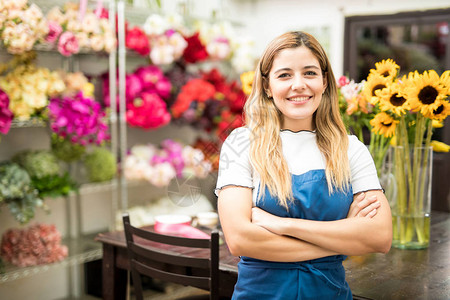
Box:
[251,207,285,235]
[347,192,380,218]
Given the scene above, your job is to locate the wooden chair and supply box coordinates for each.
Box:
[122,213,220,300]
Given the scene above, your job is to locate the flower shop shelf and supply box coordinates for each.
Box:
[10,118,47,128]
[0,234,101,284]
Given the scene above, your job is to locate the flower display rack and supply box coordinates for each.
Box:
[0,234,101,284]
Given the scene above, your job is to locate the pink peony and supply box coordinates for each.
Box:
[126,91,171,129]
[45,21,63,44]
[57,31,79,56]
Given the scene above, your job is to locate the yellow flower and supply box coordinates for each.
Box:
[82,82,95,97]
[432,120,444,128]
[240,71,254,96]
[390,136,397,146]
[405,70,448,115]
[422,100,450,122]
[370,58,399,81]
[370,112,399,138]
[377,81,410,116]
[430,140,450,152]
[362,73,389,105]
[440,70,450,92]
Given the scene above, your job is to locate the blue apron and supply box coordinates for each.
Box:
[232,169,354,300]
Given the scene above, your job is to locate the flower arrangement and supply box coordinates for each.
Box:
[142,13,188,65]
[0,0,48,54]
[346,59,450,249]
[45,2,116,56]
[1,223,68,267]
[11,150,77,198]
[126,25,150,56]
[193,20,234,61]
[48,91,109,147]
[0,162,44,224]
[0,64,65,121]
[0,88,13,138]
[170,68,246,134]
[103,64,172,130]
[83,147,117,183]
[124,139,213,187]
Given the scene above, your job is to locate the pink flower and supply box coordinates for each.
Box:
[45,21,62,44]
[57,31,79,56]
[126,91,171,129]
[134,65,165,91]
[0,89,13,135]
[49,92,110,146]
[337,75,350,88]
[1,224,68,267]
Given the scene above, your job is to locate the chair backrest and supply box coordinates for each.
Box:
[122,213,219,300]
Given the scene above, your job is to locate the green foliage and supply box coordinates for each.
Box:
[31,172,78,198]
[0,162,44,224]
[51,134,85,162]
[83,147,117,182]
[12,149,60,178]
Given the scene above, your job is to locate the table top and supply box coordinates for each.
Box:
[96,211,450,299]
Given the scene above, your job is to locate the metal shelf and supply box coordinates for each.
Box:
[10,118,47,128]
[0,234,102,284]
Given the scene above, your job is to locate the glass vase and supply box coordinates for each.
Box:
[384,145,433,250]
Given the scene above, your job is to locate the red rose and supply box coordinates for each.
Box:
[182,32,208,63]
[126,26,150,56]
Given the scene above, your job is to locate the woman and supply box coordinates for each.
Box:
[215,31,392,299]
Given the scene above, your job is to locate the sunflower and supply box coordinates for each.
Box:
[422,100,450,122]
[440,70,450,92]
[405,70,448,115]
[240,71,255,96]
[370,112,399,138]
[362,73,389,105]
[370,58,399,81]
[377,80,410,116]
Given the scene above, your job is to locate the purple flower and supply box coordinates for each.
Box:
[49,92,109,146]
[0,90,13,135]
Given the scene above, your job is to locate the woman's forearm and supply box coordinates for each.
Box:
[253,190,392,255]
[218,187,338,262]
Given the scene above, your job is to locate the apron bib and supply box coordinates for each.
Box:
[232,170,353,300]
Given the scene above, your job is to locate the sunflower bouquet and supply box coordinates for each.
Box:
[363,59,450,249]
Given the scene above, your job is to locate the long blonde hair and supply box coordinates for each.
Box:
[244,31,350,208]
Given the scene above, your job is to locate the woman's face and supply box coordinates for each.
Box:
[267,46,327,131]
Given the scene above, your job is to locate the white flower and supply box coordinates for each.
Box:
[130,144,157,161]
[168,32,188,59]
[150,44,175,65]
[207,38,231,60]
[143,14,169,37]
[81,13,100,34]
[46,7,66,25]
[150,163,176,187]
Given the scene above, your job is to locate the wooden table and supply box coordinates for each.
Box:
[95,211,450,300]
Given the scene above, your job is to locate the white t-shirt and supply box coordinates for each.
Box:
[215,127,382,204]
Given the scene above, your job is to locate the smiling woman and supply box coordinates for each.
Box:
[216,31,392,300]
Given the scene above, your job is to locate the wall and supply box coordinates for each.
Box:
[226,0,450,77]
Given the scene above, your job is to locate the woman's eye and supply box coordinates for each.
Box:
[278,73,290,78]
[305,71,318,76]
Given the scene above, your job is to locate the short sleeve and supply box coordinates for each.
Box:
[348,135,382,194]
[215,127,254,197]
